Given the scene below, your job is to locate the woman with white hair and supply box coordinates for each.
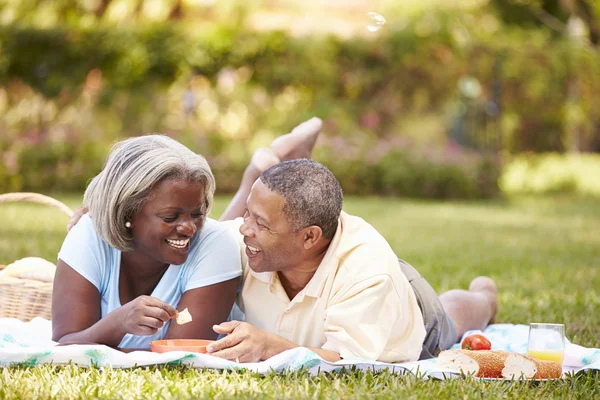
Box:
[52,135,242,349]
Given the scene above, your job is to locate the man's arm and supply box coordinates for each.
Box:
[320,274,425,363]
[262,334,341,362]
[206,321,341,363]
[207,275,419,364]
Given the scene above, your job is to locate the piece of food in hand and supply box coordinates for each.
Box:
[438,350,508,378]
[502,353,562,379]
[175,307,193,325]
[461,334,492,351]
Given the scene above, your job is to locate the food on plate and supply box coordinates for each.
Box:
[438,350,509,378]
[502,353,562,379]
[150,339,213,354]
[461,334,492,351]
[438,350,563,380]
[175,307,193,325]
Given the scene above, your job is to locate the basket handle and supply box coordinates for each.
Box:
[0,192,74,217]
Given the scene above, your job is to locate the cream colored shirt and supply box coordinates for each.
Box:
[224,212,426,363]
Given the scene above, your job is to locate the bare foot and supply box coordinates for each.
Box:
[271,117,323,161]
[250,147,280,174]
[469,276,498,325]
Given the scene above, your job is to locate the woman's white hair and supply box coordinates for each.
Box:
[84,134,216,252]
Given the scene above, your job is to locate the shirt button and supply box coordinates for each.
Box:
[285,309,290,314]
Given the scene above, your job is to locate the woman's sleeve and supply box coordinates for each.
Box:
[57,214,106,292]
[182,224,243,292]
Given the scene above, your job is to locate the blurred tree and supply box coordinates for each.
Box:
[94,0,114,18]
[1,0,209,24]
[168,0,183,20]
[576,0,600,45]
[491,0,600,153]
[491,0,600,46]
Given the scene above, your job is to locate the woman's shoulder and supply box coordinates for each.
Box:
[74,213,94,230]
[184,218,242,262]
[193,218,239,246]
[60,213,116,266]
[64,213,103,245]
[58,213,116,292]
[178,218,243,285]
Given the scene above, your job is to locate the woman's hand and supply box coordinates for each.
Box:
[52,261,178,347]
[115,295,178,336]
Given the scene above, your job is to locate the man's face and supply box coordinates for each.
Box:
[240,180,305,273]
[130,178,206,267]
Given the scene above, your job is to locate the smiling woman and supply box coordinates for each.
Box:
[51,135,242,350]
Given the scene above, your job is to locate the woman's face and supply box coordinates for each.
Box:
[129,177,206,266]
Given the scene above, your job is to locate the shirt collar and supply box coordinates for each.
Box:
[248,269,275,284]
[304,212,356,298]
[245,212,364,300]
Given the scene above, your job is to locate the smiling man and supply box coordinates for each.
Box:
[208,159,498,363]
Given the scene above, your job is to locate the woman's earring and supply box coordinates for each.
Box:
[125,221,132,228]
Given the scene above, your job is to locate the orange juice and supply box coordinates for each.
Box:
[527,349,564,364]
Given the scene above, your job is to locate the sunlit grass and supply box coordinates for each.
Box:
[1,365,599,399]
[0,194,599,398]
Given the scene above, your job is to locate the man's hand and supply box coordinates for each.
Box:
[207,320,343,363]
[206,321,272,363]
[67,205,89,231]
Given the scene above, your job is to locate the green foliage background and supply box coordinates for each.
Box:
[0,1,599,198]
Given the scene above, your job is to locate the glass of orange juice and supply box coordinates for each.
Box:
[527,323,565,364]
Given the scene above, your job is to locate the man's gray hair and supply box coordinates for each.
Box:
[259,159,343,240]
[84,134,216,252]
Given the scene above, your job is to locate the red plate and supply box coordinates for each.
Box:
[150,339,214,354]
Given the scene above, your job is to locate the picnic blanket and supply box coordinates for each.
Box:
[1,318,599,379]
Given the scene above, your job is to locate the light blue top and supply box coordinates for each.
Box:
[58,214,242,349]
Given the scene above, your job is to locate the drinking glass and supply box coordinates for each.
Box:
[527,323,565,364]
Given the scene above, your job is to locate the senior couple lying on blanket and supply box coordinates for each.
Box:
[56,117,497,363]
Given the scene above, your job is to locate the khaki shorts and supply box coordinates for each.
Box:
[398,259,458,360]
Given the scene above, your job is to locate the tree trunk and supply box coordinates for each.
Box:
[169,0,183,20]
[94,0,114,18]
[576,0,600,46]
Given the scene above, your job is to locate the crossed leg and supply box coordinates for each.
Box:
[219,117,323,221]
[439,276,498,341]
[65,118,324,228]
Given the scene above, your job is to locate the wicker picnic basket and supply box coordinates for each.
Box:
[0,192,74,321]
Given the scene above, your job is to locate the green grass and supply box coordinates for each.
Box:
[1,366,599,399]
[1,194,599,399]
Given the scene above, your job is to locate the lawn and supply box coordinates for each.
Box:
[1,194,599,399]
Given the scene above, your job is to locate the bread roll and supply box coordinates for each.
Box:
[502,354,562,379]
[438,350,508,378]
[0,257,56,282]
